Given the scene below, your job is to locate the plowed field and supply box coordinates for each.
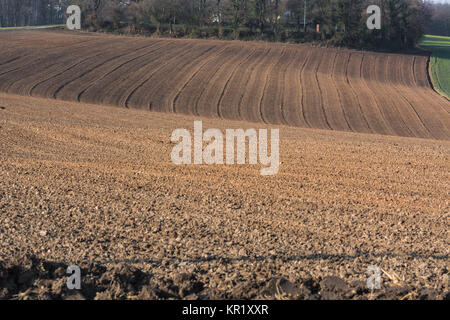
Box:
[0,30,448,139]
[0,30,449,300]
[0,93,449,300]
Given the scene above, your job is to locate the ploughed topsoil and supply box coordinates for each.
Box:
[0,30,449,140]
[0,93,448,300]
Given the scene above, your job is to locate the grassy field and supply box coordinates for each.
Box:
[420,35,450,99]
[0,25,64,30]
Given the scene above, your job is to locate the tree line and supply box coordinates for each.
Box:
[0,0,66,27]
[1,0,447,49]
[426,2,450,37]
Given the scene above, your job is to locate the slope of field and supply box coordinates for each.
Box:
[0,93,449,300]
[420,35,450,99]
[0,29,448,140]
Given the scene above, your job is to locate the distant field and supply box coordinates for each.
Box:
[0,29,448,140]
[420,35,450,99]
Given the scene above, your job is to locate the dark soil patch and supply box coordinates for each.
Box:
[0,256,446,300]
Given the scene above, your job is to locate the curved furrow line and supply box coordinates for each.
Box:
[259,46,288,125]
[317,50,349,132]
[0,39,94,70]
[278,48,300,126]
[124,41,218,112]
[331,52,353,132]
[110,41,189,107]
[0,56,53,83]
[78,40,177,106]
[333,52,370,133]
[239,45,278,123]
[163,45,227,114]
[312,50,331,130]
[184,45,246,117]
[0,45,22,59]
[393,55,433,138]
[397,54,418,88]
[413,54,450,116]
[0,39,101,89]
[76,40,165,102]
[396,55,449,139]
[0,66,24,78]
[0,42,107,93]
[262,46,297,125]
[282,47,310,128]
[279,47,298,125]
[196,45,256,119]
[183,46,234,116]
[215,46,257,119]
[170,45,229,114]
[131,43,218,113]
[0,47,35,72]
[302,48,329,130]
[345,53,379,134]
[413,55,430,88]
[77,41,166,102]
[298,47,315,128]
[366,54,404,136]
[346,53,372,132]
[220,46,269,121]
[385,54,427,137]
[52,39,150,100]
[29,49,111,97]
[417,95,450,138]
[0,56,21,67]
[344,53,371,133]
[412,56,418,86]
[6,43,112,96]
[399,93,435,138]
[165,46,227,114]
[0,45,24,63]
[359,53,396,136]
[378,55,413,137]
[331,51,352,131]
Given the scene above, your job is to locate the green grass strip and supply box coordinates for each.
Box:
[419,35,450,99]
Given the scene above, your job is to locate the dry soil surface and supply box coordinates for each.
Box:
[0,93,448,300]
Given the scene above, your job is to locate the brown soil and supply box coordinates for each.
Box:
[0,93,448,300]
[0,29,448,140]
